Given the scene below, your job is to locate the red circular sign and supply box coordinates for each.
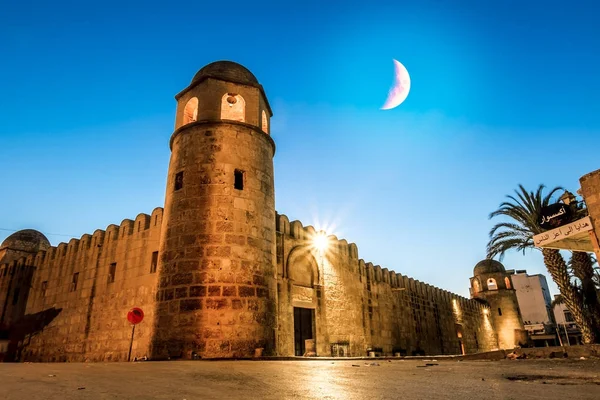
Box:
[127,307,144,325]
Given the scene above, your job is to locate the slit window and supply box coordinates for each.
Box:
[175,171,184,191]
[12,288,20,305]
[108,263,116,284]
[150,251,158,274]
[498,308,502,316]
[41,281,48,297]
[71,273,79,292]
[234,170,244,190]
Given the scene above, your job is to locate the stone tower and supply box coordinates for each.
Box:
[151,61,277,359]
[470,259,526,349]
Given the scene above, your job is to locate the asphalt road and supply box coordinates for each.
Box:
[1,358,599,399]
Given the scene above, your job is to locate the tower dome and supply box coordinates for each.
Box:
[0,229,50,253]
[191,61,259,87]
[473,259,506,276]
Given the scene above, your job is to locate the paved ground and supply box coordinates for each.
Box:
[1,358,599,399]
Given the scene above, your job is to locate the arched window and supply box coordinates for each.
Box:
[505,277,511,290]
[183,97,198,125]
[472,278,481,294]
[261,110,269,134]
[221,93,245,122]
[487,278,498,291]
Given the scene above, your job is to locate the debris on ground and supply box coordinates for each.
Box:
[507,352,527,360]
[77,387,85,390]
[580,357,586,360]
[352,364,360,367]
[369,363,380,366]
[425,363,439,366]
[48,375,56,377]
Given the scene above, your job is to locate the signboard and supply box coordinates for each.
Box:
[538,203,572,230]
[127,307,144,325]
[533,216,593,247]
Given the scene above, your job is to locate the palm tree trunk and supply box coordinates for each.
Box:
[542,248,596,344]
[571,251,600,337]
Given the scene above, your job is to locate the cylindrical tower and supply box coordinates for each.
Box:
[151,61,277,359]
[470,259,526,349]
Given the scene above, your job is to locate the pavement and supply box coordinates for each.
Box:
[1,358,599,399]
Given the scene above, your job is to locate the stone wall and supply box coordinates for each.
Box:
[11,208,163,362]
[275,214,498,357]
[2,207,500,361]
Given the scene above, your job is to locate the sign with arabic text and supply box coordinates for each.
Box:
[533,216,593,247]
[538,203,572,229]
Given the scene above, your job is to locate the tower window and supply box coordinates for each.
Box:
[12,288,20,305]
[221,93,245,122]
[234,169,244,190]
[108,263,116,284]
[175,171,184,191]
[41,281,48,297]
[504,277,511,289]
[262,110,269,134]
[71,273,79,292]
[487,278,498,291]
[150,251,158,274]
[183,97,198,125]
[498,308,502,316]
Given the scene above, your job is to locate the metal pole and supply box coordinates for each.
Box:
[563,324,570,346]
[128,324,136,362]
[555,324,564,347]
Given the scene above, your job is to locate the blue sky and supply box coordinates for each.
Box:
[1,0,599,297]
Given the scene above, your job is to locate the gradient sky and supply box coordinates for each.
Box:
[1,0,599,298]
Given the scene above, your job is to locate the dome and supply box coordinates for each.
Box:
[473,259,506,276]
[191,61,259,86]
[0,229,50,253]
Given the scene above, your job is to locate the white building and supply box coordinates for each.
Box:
[507,269,557,346]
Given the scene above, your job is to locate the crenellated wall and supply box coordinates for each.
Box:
[2,208,164,362]
[2,207,499,361]
[275,213,498,357]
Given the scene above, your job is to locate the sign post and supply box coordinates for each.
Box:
[127,307,144,362]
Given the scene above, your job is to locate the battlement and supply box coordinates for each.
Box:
[275,212,488,314]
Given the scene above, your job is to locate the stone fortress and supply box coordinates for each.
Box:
[0,61,526,362]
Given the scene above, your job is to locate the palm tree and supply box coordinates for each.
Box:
[487,184,597,344]
[570,251,600,337]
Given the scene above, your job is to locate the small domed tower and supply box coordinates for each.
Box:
[0,229,50,265]
[152,61,277,359]
[470,259,526,349]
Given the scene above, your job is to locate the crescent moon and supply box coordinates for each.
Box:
[381,59,411,110]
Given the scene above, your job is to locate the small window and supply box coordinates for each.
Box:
[108,263,116,284]
[498,308,502,316]
[175,171,184,191]
[71,273,79,292]
[221,93,245,122]
[564,311,574,323]
[487,278,498,291]
[150,251,158,274]
[234,169,244,190]
[261,110,269,134]
[41,281,48,297]
[12,288,20,305]
[504,277,511,290]
[183,97,198,125]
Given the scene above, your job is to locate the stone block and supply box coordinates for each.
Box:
[223,286,237,296]
[189,285,207,297]
[180,299,202,312]
[206,298,228,310]
[208,285,221,296]
[172,273,194,285]
[239,286,256,297]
